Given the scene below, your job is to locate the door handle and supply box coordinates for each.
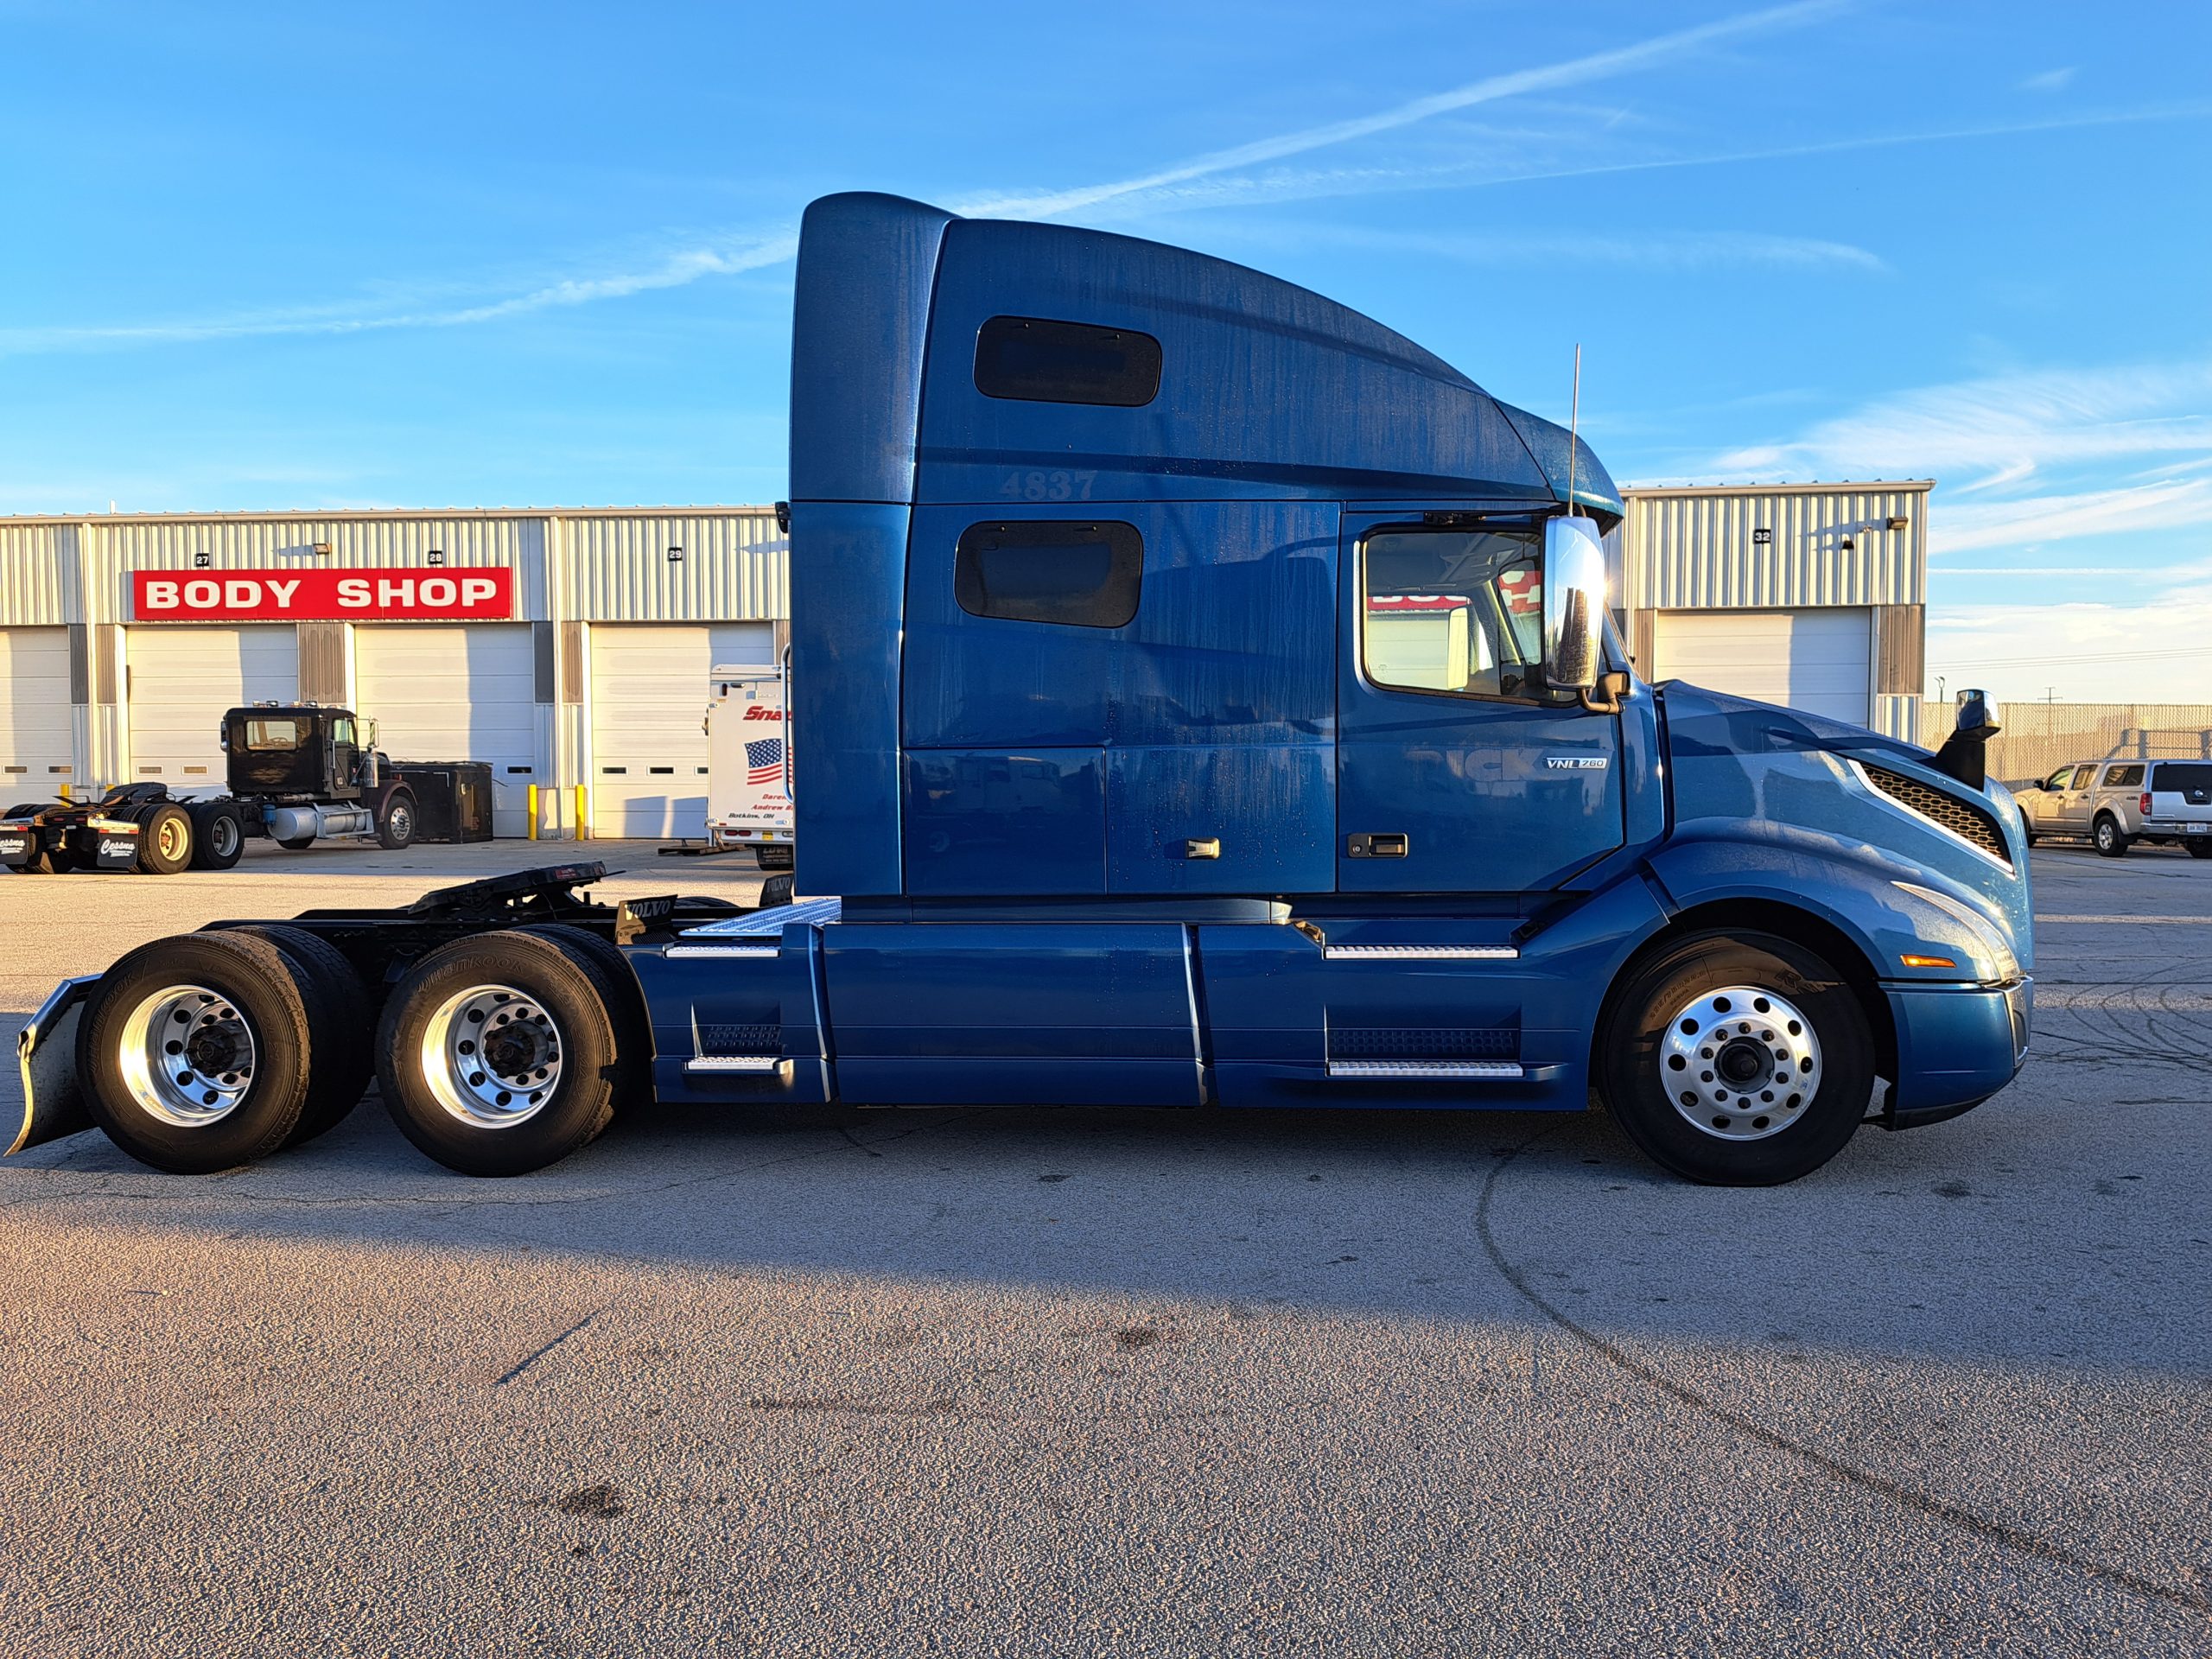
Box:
[1183,837,1221,860]
[1345,833,1408,858]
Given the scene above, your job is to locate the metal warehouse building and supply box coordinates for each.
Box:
[0,507,785,839]
[1616,480,1930,744]
[0,481,1929,838]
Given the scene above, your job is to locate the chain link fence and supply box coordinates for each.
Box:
[1919,702,2212,789]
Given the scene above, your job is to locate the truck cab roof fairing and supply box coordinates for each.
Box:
[786,194,1620,520]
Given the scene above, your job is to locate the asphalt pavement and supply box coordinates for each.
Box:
[2,838,2207,1656]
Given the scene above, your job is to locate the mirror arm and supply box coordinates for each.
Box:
[1577,670,1630,715]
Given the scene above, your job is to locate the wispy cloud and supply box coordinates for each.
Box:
[1078,102,2212,224]
[1709,359,2212,478]
[1205,221,1886,273]
[2,2,1843,357]
[951,0,1844,220]
[2018,67,2076,93]
[1933,477,2212,553]
[0,235,801,353]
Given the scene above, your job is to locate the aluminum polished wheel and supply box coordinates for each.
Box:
[419,983,563,1128]
[1658,983,1821,1142]
[117,984,259,1127]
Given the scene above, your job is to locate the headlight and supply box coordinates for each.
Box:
[1894,880,2019,982]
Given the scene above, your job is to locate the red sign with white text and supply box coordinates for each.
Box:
[131,568,515,622]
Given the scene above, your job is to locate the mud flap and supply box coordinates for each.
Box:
[10,976,99,1154]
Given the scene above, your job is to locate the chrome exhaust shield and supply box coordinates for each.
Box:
[10,976,99,1154]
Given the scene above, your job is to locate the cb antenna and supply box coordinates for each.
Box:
[1565,342,1581,515]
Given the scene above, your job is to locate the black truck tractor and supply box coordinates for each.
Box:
[2,704,418,876]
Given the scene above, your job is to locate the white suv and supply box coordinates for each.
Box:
[2020,759,2212,858]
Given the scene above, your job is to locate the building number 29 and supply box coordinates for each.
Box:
[999,469,1097,502]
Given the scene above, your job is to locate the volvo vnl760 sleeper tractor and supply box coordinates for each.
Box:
[10,193,2032,1185]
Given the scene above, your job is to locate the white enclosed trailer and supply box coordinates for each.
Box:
[704,663,792,869]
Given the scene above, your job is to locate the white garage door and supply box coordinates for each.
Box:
[0,626,75,798]
[1654,607,1872,726]
[127,625,298,785]
[356,624,537,836]
[591,622,774,838]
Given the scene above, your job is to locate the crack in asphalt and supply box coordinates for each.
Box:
[1472,1132,2212,1619]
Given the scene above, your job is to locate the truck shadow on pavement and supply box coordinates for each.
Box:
[7,1054,2206,1385]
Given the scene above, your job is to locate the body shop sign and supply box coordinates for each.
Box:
[132,568,515,621]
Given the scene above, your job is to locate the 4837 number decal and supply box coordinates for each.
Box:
[998,469,1097,502]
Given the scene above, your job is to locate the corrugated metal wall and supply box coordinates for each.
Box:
[1624,483,1929,611]
[0,508,781,627]
[0,522,74,624]
[556,512,789,621]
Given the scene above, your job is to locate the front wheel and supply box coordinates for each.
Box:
[2094,815,2130,857]
[1597,929,1875,1185]
[377,792,416,850]
[189,804,245,870]
[375,930,628,1176]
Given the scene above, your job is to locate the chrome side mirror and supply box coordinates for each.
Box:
[1542,515,1607,692]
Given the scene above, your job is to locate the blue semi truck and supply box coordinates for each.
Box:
[11,193,2031,1185]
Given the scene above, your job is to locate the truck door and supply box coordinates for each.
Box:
[1336,515,1624,893]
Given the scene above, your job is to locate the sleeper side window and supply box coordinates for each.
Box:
[974,316,1162,407]
[1360,526,1543,699]
[955,520,1143,629]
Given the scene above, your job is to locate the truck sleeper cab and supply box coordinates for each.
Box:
[13,193,2032,1185]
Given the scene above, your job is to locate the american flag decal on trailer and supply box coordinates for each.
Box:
[745,737,785,785]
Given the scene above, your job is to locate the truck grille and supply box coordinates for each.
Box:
[1861,764,2009,864]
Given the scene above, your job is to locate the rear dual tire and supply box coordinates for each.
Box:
[374,928,639,1177]
[75,928,374,1173]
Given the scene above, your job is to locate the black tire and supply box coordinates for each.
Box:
[276,835,316,852]
[375,929,626,1176]
[1596,929,1875,1185]
[513,924,652,1099]
[377,791,417,850]
[76,931,314,1173]
[137,803,194,874]
[228,925,374,1146]
[760,872,796,910]
[2093,815,2130,857]
[2187,838,2212,861]
[188,804,246,870]
[28,841,76,874]
[2022,827,2037,847]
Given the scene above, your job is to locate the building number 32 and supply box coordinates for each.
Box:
[999,469,1098,502]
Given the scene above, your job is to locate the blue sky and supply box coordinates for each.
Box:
[4,1,2208,702]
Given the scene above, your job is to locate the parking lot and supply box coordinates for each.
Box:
[2,840,2208,1657]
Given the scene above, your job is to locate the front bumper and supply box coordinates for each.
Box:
[1878,976,2031,1131]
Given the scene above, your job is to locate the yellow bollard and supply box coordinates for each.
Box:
[526,784,539,841]
[575,784,589,842]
